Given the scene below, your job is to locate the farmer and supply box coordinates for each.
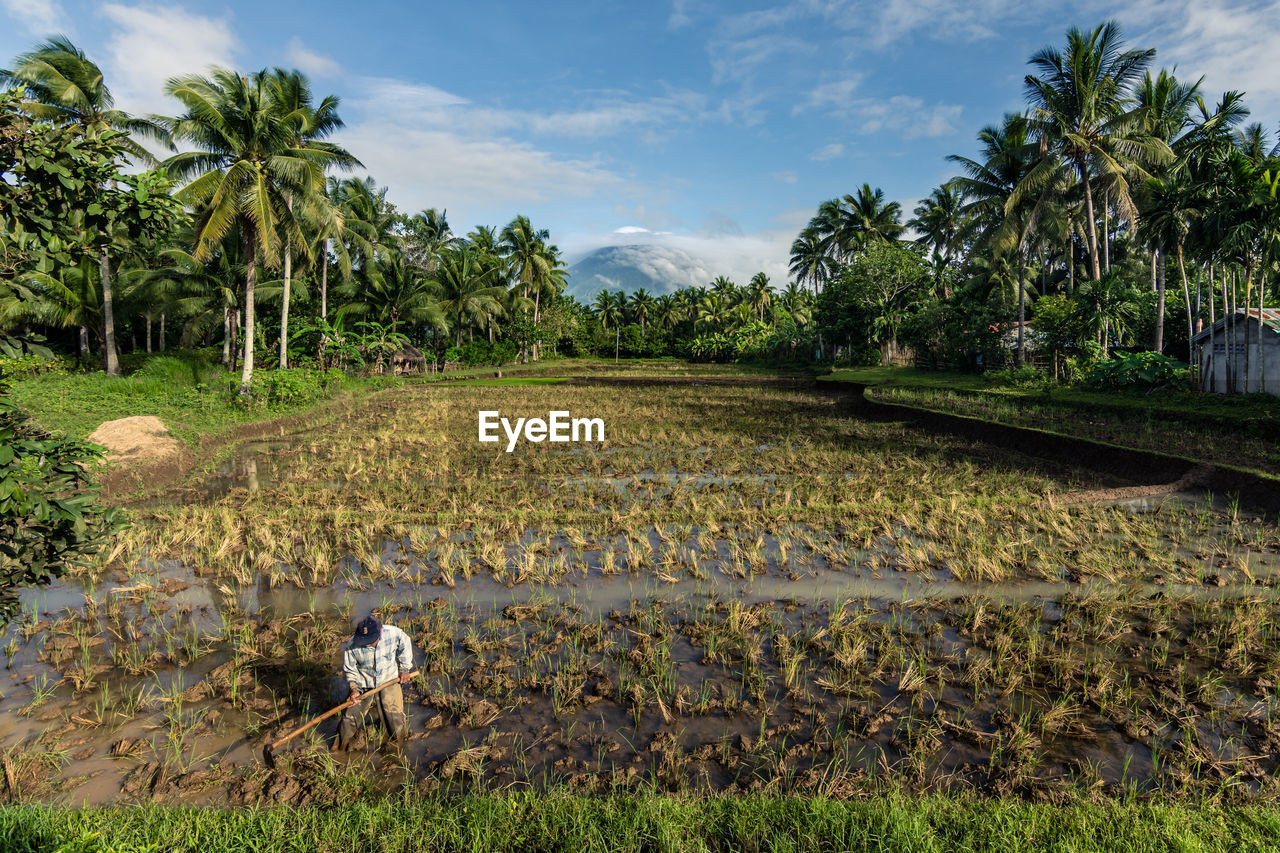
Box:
[333,614,415,751]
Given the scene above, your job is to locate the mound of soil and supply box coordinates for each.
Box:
[87,416,182,465]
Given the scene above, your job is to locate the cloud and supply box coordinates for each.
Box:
[285,38,341,78]
[567,226,796,297]
[1119,0,1280,116]
[798,78,962,139]
[337,121,625,219]
[809,142,844,161]
[772,170,799,183]
[98,3,239,115]
[1,0,64,35]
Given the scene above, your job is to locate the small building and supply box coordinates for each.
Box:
[391,344,428,375]
[1191,308,1280,395]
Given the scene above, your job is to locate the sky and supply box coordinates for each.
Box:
[3,0,1279,286]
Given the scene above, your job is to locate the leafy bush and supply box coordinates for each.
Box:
[242,368,344,407]
[0,379,121,621]
[984,365,1048,389]
[1084,351,1189,391]
[446,340,518,367]
[0,353,68,380]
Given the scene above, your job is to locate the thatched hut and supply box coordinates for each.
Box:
[391,344,428,375]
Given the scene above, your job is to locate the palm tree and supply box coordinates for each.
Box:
[747,273,772,321]
[789,226,834,298]
[840,184,905,249]
[3,36,167,375]
[592,291,620,330]
[628,288,654,330]
[1022,21,1170,283]
[432,244,504,347]
[161,68,342,393]
[910,185,966,283]
[264,68,358,368]
[949,113,1041,362]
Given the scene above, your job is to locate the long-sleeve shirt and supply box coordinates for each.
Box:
[342,624,415,690]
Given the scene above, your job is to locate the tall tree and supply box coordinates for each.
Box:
[263,68,358,368]
[161,68,342,393]
[1022,21,1170,284]
[3,37,166,375]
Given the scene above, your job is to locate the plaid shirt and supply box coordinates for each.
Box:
[343,624,414,690]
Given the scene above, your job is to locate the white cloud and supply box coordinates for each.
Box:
[1,0,64,35]
[772,170,799,183]
[285,38,341,78]
[566,226,796,296]
[809,142,844,161]
[98,3,239,115]
[337,121,625,219]
[1119,0,1280,117]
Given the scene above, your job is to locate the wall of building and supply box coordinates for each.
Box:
[1197,319,1280,395]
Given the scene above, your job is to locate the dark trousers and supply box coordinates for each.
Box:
[338,683,406,747]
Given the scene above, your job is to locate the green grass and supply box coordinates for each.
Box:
[8,369,391,447]
[821,365,1280,424]
[2,793,1277,853]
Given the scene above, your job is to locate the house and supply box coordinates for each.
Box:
[1190,308,1280,395]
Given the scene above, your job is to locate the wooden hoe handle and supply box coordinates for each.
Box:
[268,673,411,752]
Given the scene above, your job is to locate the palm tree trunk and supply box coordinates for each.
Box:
[145,314,152,353]
[533,286,542,361]
[1016,252,1026,366]
[99,248,120,376]
[159,313,166,351]
[1150,251,1157,293]
[1154,249,1165,354]
[279,237,292,369]
[240,231,257,395]
[222,305,231,369]
[1068,239,1075,293]
[1103,204,1110,273]
[321,238,329,320]
[1176,244,1193,383]
[78,326,89,361]
[1079,164,1101,282]
[1257,276,1266,394]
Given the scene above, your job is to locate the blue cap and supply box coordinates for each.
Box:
[351,614,381,647]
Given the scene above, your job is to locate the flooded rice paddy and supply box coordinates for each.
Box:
[4,375,1280,806]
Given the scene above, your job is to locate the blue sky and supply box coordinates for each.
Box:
[3,0,1279,284]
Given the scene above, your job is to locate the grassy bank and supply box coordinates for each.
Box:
[2,793,1277,853]
[6,356,771,445]
[822,366,1280,475]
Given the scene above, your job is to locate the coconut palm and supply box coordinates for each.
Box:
[3,36,168,374]
[949,113,1042,362]
[910,185,966,276]
[789,226,834,298]
[264,68,358,368]
[747,273,772,321]
[160,68,344,393]
[1021,21,1171,283]
[628,288,654,330]
[839,184,905,249]
[432,244,504,347]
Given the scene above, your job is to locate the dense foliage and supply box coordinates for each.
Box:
[0,378,118,617]
[791,21,1278,391]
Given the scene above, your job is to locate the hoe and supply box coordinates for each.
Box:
[262,674,413,769]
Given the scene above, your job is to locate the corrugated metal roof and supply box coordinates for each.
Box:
[1191,308,1280,343]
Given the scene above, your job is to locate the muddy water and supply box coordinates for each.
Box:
[3,500,1279,806]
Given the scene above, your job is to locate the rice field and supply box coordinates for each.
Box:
[3,365,1279,807]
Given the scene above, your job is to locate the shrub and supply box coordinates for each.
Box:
[984,365,1048,389]
[242,368,344,407]
[0,379,121,620]
[0,354,68,380]
[1084,350,1189,391]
